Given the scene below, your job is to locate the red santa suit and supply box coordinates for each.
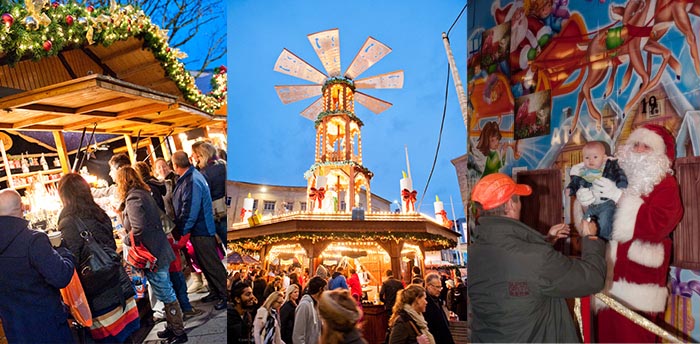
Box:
[596,124,683,343]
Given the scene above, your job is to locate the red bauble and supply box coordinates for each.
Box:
[65,15,73,25]
[43,40,52,52]
[52,1,60,8]
[87,5,94,12]
[1,13,13,28]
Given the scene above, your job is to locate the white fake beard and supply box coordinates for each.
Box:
[617,144,671,197]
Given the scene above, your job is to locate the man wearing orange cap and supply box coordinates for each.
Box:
[468,173,606,343]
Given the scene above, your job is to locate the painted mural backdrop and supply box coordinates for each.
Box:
[468,0,700,341]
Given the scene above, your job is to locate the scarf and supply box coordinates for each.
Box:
[261,308,278,344]
[402,304,436,344]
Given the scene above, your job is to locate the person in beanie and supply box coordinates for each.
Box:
[594,124,683,343]
[468,173,606,343]
[318,289,367,344]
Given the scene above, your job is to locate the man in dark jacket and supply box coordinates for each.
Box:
[328,266,348,290]
[379,269,403,318]
[228,281,256,343]
[468,173,606,343]
[424,273,455,344]
[172,150,228,310]
[0,189,76,343]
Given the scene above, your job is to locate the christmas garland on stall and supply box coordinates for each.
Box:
[0,0,226,114]
[228,231,458,252]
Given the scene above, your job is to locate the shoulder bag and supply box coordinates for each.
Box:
[126,230,158,271]
[76,217,121,280]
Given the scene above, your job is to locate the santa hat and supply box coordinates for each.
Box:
[626,124,676,163]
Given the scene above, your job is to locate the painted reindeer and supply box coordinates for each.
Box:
[571,0,681,134]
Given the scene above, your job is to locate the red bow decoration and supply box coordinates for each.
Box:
[401,189,417,212]
[240,208,247,221]
[309,187,326,209]
[437,209,453,228]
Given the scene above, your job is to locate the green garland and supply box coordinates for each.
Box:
[228,231,458,252]
[313,110,364,127]
[304,160,374,180]
[321,77,355,93]
[0,1,226,114]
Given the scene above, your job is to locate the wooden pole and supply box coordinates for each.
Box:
[52,131,71,174]
[123,134,135,164]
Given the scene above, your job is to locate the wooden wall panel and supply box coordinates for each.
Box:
[516,169,563,235]
[672,156,700,270]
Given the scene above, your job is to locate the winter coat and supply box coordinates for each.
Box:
[468,215,606,343]
[173,166,216,237]
[59,213,129,312]
[424,294,454,344]
[229,305,254,343]
[388,310,421,344]
[0,216,75,343]
[567,158,628,197]
[123,187,175,270]
[200,158,226,201]
[380,277,404,311]
[348,273,362,298]
[452,282,468,321]
[253,307,283,344]
[279,300,296,344]
[292,294,322,344]
[144,176,166,213]
[328,271,348,290]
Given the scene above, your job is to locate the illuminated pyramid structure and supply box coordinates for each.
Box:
[273,28,403,212]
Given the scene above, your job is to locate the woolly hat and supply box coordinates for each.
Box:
[318,289,361,332]
[626,124,676,162]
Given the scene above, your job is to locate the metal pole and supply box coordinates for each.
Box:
[441,32,469,138]
[77,123,97,171]
[71,127,87,172]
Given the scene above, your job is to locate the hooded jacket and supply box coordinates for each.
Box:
[173,165,216,237]
[328,271,348,290]
[292,294,322,344]
[468,216,606,343]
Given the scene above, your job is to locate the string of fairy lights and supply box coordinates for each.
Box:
[0,0,226,114]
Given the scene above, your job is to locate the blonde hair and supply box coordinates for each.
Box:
[285,284,300,302]
[389,284,426,327]
[262,291,284,311]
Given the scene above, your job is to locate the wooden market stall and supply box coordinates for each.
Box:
[0,2,227,339]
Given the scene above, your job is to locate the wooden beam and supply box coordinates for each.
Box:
[13,115,63,129]
[116,103,172,120]
[81,47,118,78]
[57,52,78,79]
[102,43,143,64]
[20,104,76,114]
[123,134,135,164]
[119,60,161,79]
[75,97,134,113]
[52,131,71,174]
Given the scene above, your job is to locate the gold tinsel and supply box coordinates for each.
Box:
[595,293,680,342]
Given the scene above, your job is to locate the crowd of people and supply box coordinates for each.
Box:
[228,263,466,344]
[0,141,228,344]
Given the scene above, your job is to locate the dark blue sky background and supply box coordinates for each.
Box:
[227,1,467,217]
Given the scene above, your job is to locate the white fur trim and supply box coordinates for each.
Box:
[609,279,668,313]
[519,46,530,69]
[611,193,644,243]
[627,240,664,268]
[536,26,552,40]
[626,127,666,158]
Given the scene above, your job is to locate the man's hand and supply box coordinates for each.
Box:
[577,218,599,237]
[576,187,595,206]
[592,177,622,203]
[547,223,570,244]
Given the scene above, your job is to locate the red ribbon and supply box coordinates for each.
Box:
[401,189,417,212]
[309,187,326,209]
[240,208,246,221]
[438,209,453,228]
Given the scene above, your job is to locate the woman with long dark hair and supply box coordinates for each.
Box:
[58,173,140,343]
[279,284,299,344]
[116,167,186,344]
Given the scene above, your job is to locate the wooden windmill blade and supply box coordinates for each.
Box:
[344,36,392,80]
[355,70,404,89]
[300,97,324,120]
[273,48,328,84]
[355,91,393,114]
[274,85,322,104]
[307,28,342,77]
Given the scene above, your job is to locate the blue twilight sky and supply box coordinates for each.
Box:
[227,1,467,218]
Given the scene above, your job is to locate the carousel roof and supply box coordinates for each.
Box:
[228,212,461,252]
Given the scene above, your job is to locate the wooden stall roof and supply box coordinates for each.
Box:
[228,213,461,251]
[0,74,223,136]
[0,37,226,134]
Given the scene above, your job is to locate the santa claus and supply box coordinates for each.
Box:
[588,124,683,343]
